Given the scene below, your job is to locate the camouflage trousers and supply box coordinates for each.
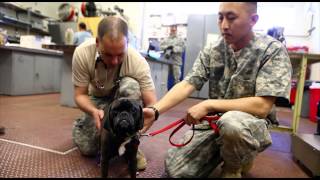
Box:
[169,64,181,85]
[165,111,272,178]
[72,77,142,156]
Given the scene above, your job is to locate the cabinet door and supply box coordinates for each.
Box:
[0,51,13,94]
[185,15,205,98]
[147,61,162,99]
[34,55,55,93]
[185,14,219,99]
[60,53,76,107]
[11,52,34,95]
[52,57,62,92]
[153,63,162,100]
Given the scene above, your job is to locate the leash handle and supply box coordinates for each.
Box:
[169,122,195,147]
[168,115,220,147]
[144,114,221,147]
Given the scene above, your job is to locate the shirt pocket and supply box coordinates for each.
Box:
[225,76,256,98]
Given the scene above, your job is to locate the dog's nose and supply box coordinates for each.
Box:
[119,112,130,118]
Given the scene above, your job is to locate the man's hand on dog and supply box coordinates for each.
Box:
[140,108,156,134]
[92,109,104,130]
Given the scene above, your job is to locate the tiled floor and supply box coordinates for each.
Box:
[0,93,317,178]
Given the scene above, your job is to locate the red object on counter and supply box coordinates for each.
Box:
[309,87,320,122]
[287,46,309,53]
[290,87,296,105]
[290,80,297,105]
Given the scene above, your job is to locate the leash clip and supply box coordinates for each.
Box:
[139,133,151,137]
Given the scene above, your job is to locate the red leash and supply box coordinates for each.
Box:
[142,115,221,147]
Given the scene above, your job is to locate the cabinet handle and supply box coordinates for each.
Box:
[35,73,39,78]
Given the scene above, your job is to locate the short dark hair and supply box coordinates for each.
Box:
[79,22,87,30]
[244,2,257,13]
[97,16,128,40]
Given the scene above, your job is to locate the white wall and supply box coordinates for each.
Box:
[309,2,320,81]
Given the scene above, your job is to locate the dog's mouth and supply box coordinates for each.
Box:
[118,120,130,129]
[114,113,135,137]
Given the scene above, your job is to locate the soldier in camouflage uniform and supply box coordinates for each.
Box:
[71,16,157,171]
[160,25,186,85]
[142,2,292,178]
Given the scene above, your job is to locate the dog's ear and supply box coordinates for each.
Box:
[103,103,114,132]
[137,104,144,130]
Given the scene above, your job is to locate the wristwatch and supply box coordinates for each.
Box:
[147,106,159,121]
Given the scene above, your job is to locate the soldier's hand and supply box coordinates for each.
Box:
[185,102,209,125]
[92,109,104,131]
[140,107,156,134]
[164,52,171,59]
[166,46,173,50]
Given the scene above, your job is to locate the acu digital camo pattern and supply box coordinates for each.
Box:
[160,35,186,66]
[160,35,186,84]
[165,111,272,178]
[72,77,142,156]
[165,33,292,178]
[184,33,292,125]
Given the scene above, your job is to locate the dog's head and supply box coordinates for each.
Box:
[103,98,144,138]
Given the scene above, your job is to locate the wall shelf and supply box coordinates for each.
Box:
[0,2,49,19]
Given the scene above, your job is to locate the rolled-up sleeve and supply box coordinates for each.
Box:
[184,44,212,90]
[72,48,90,87]
[135,58,155,91]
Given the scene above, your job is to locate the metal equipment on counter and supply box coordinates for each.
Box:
[81,2,97,17]
[267,26,285,44]
[58,3,76,22]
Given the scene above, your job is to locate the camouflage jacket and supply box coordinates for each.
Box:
[184,33,292,125]
[160,35,186,65]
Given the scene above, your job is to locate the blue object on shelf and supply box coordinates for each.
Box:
[148,50,161,60]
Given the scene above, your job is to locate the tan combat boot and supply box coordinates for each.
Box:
[220,159,254,178]
[220,163,242,178]
[136,148,147,171]
[241,159,254,175]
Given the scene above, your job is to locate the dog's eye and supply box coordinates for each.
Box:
[111,111,118,116]
[131,108,137,114]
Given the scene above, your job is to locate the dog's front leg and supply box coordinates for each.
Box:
[101,129,112,178]
[125,138,140,178]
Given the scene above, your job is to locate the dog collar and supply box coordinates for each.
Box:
[147,106,159,121]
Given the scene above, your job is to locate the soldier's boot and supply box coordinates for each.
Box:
[220,162,242,178]
[220,159,254,178]
[0,126,5,135]
[241,159,254,175]
[136,148,147,171]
